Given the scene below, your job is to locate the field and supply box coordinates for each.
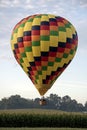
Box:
[0,109,87,128]
[0,128,87,130]
[0,108,85,114]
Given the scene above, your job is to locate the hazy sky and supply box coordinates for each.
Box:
[0,0,87,104]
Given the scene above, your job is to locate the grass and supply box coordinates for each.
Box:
[0,128,87,130]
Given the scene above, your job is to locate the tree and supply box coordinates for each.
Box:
[47,94,61,109]
[0,94,85,112]
[84,101,87,111]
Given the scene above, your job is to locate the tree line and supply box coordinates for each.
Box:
[0,94,87,112]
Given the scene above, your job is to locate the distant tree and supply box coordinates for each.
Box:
[0,98,8,109]
[84,101,87,111]
[0,94,85,112]
[47,94,61,109]
[59,96,84,112]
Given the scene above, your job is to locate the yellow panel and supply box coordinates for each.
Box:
[13,33,17,43]
[46,66,52,75]
[53,62,58,71]
[59,32,66,42]
[35,84,51,96]
[41,41,49,51]
[38,75,42,84]
[32,46,41,56]
[22,63,28,72]
[11,41,15,50]
[70,25,75,34]
[18,27,23,37]
[41,15,49,21]
[23,57,30,67]
[32,18,41,25]
[26,52,34,61]
[48,14,55,19]
[66,28,72,38]
[42,71,47,79]
[11,43,15,50]
[24,22,32,31]
[50,36,58,47]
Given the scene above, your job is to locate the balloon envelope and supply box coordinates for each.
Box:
[11,14,78,96]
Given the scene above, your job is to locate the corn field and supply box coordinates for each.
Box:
[0,109,87,128]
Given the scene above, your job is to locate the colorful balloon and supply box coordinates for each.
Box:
[11,14,78,96]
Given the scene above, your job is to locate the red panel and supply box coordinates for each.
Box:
[66,43,71,49]
[57,47,65,52]
[18,42,24,47]
[35,61,41,66]
[23,36,31,41]
[41,25,49,30]
[32,66,36,71]
[15,48,20,53]
[49,52,56,57]
[50,22,57,26]
[32,30,40,35]
[49,75,53,80]
[41,56,48,61]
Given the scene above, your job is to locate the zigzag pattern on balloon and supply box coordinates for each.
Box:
[11,14,78,96]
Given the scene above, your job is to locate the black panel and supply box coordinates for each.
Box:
[27,67,32,71]
[17,37,23,42]
[14,44,18,49]
[41,21,49,25]
[32,25,40,30]
[34,57,41,61]
[58,42,66,48]
[49,18,56,22]
[29,62,36,66]
[41,52,49,56]
[23,31,31,36]
[67,38,72,44]
[49,47,58,52]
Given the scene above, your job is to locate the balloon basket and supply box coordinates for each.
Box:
[39,97,46,105]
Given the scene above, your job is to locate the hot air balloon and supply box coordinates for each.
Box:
[11,14,78,104]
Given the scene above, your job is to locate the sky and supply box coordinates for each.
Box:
[0,0,87,105]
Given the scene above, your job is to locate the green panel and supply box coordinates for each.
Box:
[28,18,33,22]
[32,41,40,46]
[35,75,39,80]
[35,15,41,18]
[20,23,25,27]
[14,28,18,33]
[38,71,42,75]
[70,49,74,55]
[55,57,61,62]
[41,36,49,41]
[63,53,68,58]
[50,31,58,36]
[65,23,71,28]
[59,27,66,32]
[21,53,26,57]
[20,58,23,63]
[25,47,32,52]
[48,62,54,66]
[42,66,47,70]
[35,80,37,84]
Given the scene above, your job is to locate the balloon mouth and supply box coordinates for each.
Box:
[35,84,53,96]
